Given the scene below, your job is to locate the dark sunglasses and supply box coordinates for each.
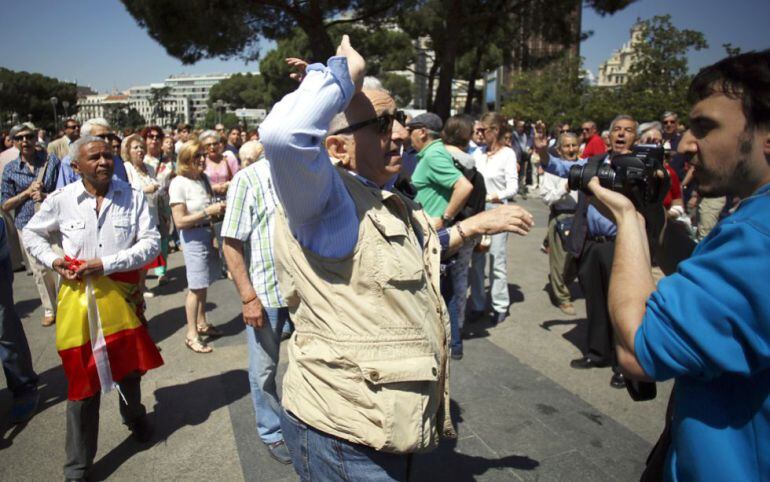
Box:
[14,133,35,141]
[663,120,677,125]
[331,110,406,136]
[146,134,163,140]
[65,124,80,130]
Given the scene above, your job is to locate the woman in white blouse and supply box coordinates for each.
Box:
[169,141,226,353]
[469,112,519,325]
[122,134,161,298]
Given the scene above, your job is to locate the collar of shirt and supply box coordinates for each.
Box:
[416,139,444,161]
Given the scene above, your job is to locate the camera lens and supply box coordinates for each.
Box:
[567,164,584,191]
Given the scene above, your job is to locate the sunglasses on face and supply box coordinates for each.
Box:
[331,110,407,136]
[663,120,676,125]
[146,134,163,140]
[14,133,35,141]
[65,124,80,130]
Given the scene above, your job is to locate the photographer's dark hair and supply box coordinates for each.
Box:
[442,114,474,148]
[689,49,770,130]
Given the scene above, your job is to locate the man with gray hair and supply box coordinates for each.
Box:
[23,134,162,481]
[56,118,128,189]
[535,114,639,389]
[408,112,473,359]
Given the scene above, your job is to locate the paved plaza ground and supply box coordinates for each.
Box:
[0,195,671,481]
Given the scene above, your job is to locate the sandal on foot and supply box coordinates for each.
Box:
[185,337,212,353]
[197,324,223,337]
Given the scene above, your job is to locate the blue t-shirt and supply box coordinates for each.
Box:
[635,182,770,481]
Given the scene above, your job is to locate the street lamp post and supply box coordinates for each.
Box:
[62,100,70,118]
[50,96,59,132]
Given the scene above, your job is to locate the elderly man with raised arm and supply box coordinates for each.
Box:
[259,36,534,481]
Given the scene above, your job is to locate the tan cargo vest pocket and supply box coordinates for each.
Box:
[366,211,424,286]
[358,356,439,452]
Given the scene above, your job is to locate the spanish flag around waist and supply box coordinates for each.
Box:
[56,270,163,401]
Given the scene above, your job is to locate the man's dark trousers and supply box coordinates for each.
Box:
[577,239,616,365]
[64,372,146,479]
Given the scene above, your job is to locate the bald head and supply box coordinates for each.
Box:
[329,89,396,134]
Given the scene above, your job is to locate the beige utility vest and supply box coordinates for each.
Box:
[274,167,455,453]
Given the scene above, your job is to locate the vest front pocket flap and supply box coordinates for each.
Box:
[360,356,439,385]
[368,211,409,239]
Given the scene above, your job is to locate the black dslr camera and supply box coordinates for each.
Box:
[567,144,667,210]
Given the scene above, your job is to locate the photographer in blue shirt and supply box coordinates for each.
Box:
[589,51,770,481]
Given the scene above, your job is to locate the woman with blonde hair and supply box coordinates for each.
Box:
[469,112,519,325]
[168,141,227,353]
[122,134,162,298]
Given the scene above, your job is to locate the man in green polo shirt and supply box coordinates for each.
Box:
[408,112,473,360]
[408,113,472,228]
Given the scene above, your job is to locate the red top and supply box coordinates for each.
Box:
[581,134,607,159]
[663,165,682,209]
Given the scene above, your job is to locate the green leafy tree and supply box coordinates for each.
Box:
[209,73,271,109]
[257,26,414,108]
[149,86,172,126]
[381,73,413,107]
[0,68,78,130]
[201,110,240,130]
[400,0,636,119]
[122,0,407,64]
[112,107,147,131]
[618,15,707,121]
[501,55,586,125]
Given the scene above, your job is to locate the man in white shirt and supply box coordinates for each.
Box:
[22,135,162,481]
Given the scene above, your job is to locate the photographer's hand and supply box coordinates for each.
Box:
[586,176,636,223]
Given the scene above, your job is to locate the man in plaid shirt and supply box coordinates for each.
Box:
[221,156,292,465]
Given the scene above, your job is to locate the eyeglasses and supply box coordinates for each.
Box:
[581,127,592,132]
[202,142,219,149]
[475,128,487,134]
[65,124,80,130]
[663,120,677,125]
[330,110,407,136]
[146,134,163,140]
[14,133,35,141]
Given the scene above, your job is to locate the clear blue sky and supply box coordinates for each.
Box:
[1,0,767,93]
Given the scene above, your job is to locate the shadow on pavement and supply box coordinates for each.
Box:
[411,400,539,481]
[0,365,68,450]
[507,283,524,304]
[540,317,587,355]
[90,369,249,481]
[15,298,41,319]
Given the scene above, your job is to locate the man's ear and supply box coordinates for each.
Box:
[326,135,351,167]
[70,159,81,175]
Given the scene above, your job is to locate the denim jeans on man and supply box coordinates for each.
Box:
[281,407,410,482]
[0,233,39,402]
[247,306,289,443]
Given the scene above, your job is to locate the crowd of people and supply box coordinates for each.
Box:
[0,36,768,482]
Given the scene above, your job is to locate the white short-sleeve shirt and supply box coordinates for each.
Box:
[168,175,211,215]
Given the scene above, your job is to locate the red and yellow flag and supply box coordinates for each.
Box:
[56,270,163,400]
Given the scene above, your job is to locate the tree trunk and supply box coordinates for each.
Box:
[298,3,336,62]
[432,0,462,120]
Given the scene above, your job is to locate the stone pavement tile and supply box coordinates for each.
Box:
[411,433,535,481]
[519,449,615,482]
[449,337,649,481]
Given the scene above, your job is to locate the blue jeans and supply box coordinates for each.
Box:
[246,306,289,444]
[281,407,411,481]
[0,255,38,399]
